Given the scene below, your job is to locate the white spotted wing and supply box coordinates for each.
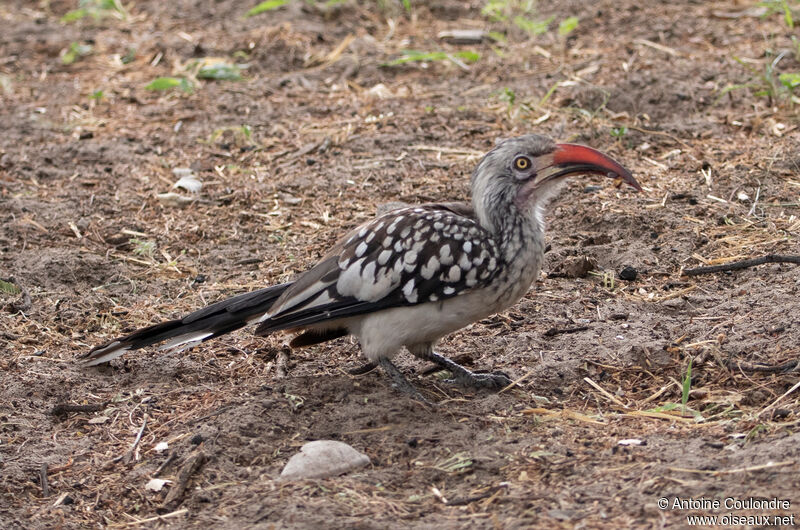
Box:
[255,205,500,334]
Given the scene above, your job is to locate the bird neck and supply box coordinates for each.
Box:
[477,200,546,309]
[495,202,545,265]
[473,189,544,262]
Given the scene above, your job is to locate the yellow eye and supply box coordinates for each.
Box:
[514,156,531,170]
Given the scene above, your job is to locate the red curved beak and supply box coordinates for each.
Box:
[547,143,642,191]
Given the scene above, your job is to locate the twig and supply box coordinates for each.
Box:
[683,254,800,276]
[626,125,692,150]
[727,359,798,374]
[669,460,794,476]
[584,377,628,409]
[633,38,680,57]
[544,325,589,337]
[152,452,177,478]
[747,181,761,217]
[410,145,484,157]
[114,414,148,464]
[186,405,235,425]
[40,463,49,498]
[499,368,536,393]
[162,449,206,508]
[758,380,800,419]
[109,508,188,527]
[348,361,378,376]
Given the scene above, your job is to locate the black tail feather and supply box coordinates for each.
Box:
[81,282,292,365]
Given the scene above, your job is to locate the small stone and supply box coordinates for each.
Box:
[278,192,302,205]
[618,266,638,281]
[662,298,685,309]
[145,478,170,492]
[280,440,370,481]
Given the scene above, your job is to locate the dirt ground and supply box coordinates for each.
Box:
[2,0,800,528]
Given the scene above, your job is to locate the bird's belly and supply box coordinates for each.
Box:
[353,293,494,362]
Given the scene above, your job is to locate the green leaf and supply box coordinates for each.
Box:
[0,279,21,295]
[383,49,479,67]
[245,0,290,17]
[648,403,680,412]
[681,358,692,409]
[779,72,800,89]
[454,50,480,63]
[481,0,509,22]
[121,47,136,64]
[145,77,193,93]
[385,50,447,65]
[402,0,411,13]
[61,42,93,65]
[89,89,104,101]
[648,402,703,419]
[558,16,579,36]
[61,0,127,22]
[145,77,182,90]
[61,8,88,22]
[197,63,242,81]
[513,15,553,36]
[499,87,516,105]
[783,0,794,28]
[487,31,507,43]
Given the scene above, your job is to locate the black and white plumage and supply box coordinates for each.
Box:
[82,135,640,395]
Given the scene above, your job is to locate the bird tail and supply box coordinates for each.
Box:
[80,282,292,366]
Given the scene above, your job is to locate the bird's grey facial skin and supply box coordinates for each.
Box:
[470,135,558,236]
[472,135,640,233]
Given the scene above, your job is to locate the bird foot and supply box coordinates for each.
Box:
[420,350,511,392]
[378,358,434,406]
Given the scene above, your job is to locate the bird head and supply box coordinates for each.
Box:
[471,135,641,233]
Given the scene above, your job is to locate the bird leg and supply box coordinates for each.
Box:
[377,358,432,405]
[413,347,512,390]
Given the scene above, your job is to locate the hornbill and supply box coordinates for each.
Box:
[81,135,641,396]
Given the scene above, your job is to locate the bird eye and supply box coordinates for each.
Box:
[514,156,531,171]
